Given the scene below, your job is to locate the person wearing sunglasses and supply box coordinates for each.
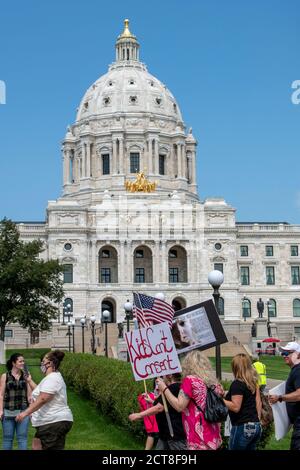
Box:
[15,350,73,450]
[269,341,300,450]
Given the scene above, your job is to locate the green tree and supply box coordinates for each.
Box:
[0,218,64,341]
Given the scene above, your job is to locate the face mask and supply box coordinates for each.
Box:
[40,361,51,374]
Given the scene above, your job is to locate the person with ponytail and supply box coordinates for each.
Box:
[223,353,262,450]
[0,353,31,449]
[15,350,73,450]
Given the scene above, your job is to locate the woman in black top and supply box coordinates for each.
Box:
[223,353,262,450]
[129,374,187,450]
[0,353,31,450]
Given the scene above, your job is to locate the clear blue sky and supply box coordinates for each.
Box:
[0,0,299,222]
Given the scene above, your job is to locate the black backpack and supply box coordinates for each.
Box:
[193,385,228,423]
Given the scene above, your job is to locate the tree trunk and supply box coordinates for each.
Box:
[0,322,6,342]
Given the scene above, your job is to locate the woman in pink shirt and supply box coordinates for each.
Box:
[156,350,223,450]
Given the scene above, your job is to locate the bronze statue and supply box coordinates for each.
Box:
[257,298,264,318]
[117,322,124,339]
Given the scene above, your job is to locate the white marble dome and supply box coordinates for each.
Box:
[76,64,183,123]
[76,20,183,124]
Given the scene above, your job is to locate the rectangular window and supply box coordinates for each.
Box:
[214,263,223,273]
[63,264,73,283]
[4,329,13,338]
[30,330,40,345]
[135,268,145,283]
[265,245,274,256]
[294,326,300,336]
[291,246,299,257]
[169,267,179,283]
[240,267,250,285]
[291,266,300,285]
[266,266,275,285]
[130,153,140,173]
[102,154,110,175]
[159,155,165,175]
[240,245,248,257]
[101,268,111,283]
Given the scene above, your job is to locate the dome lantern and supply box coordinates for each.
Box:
[115,19,140,62]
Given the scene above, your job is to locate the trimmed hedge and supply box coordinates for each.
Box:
[60,353,150,437]
[60,353,273,449]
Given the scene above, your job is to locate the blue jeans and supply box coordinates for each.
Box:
[2,416,30,450]
[229,422,262,450]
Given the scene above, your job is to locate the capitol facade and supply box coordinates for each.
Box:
[6,21,300,351]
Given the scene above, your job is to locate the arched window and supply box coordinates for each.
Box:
[101,299,116,323]
[218,297,224,316]
[242,298,251,318]
[268,298,277,318]
[172,297,186,312]
[98,246,118,283]
[63,298,73,312]
[133,246,153,283]
[168,246,187,283]
[63,298,73,323]
[293,299,300,317]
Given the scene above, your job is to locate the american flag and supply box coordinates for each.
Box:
[133,292,174,328]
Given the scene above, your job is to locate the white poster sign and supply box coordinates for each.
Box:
[269,382,292,440]
[125,322,182,381]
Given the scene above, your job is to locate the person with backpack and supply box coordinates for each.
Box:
[156,350,224,450]
[0,353,31,450]
[223,353,262,450]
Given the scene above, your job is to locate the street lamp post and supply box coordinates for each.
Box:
[266,299,271,337]
[80,318,86,353]
[67,321,72,353]
[102,310,110,357]
[208,270,224,381]
[90,315,96,354]
[124,300,133,362]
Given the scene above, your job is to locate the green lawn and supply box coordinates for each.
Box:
[210,356,289,381]
[1,349,142,450]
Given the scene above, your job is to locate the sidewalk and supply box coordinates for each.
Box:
[221,371,282,392]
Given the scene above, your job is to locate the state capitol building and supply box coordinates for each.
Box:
[6,20,300,352]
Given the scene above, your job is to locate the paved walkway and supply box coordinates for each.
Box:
[221,371,282,392]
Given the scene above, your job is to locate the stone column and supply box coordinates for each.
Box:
[181,144,186,179]
[147,139,152,174]
[91,240,97,284]
[86,143,91,178]
[63,150,70,184]
[154,139,159,174]
[119,138,124,174]
[82,145,86,178]
[161,241,168,283]
[177,143,182,177]
[191,150,197,184]
[112,139,117,174]
[119,241,125,283]
[187,154,192,182]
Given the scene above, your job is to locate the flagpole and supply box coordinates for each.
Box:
[160,382,174,438]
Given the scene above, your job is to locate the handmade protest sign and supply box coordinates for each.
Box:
[125,322,181,381]
[171,299,228,354]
